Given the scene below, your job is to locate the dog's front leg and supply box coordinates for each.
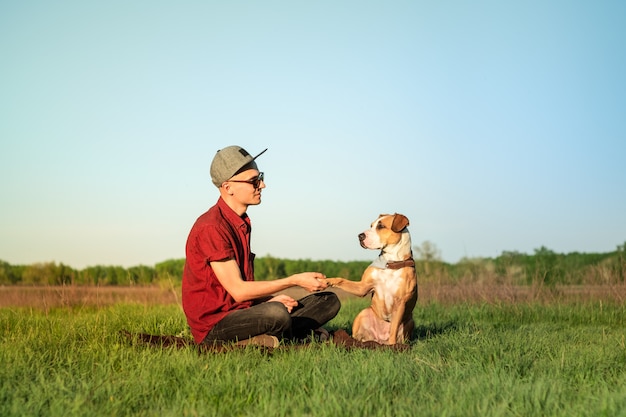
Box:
[324,277,373,297]
[387,298,407,345]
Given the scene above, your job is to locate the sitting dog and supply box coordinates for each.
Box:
[325,213,417,345]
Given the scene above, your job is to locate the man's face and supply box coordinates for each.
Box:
[226,169,265,206]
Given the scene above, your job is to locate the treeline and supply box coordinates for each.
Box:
[0,257,371,287]
[0,259,186,286]
[435,244,626,285]
[1,243,624,286]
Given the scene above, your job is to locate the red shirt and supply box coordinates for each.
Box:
[182,197,255,343]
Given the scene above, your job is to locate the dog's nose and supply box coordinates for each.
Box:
[358,233,366,242]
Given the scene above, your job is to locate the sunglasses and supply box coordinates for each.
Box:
[228,172,264,189]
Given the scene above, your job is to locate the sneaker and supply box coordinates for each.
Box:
[235,334,280,348]
[298,327,331,344]
[314,327,330,342]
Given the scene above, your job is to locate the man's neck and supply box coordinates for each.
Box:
[220,193,248,217]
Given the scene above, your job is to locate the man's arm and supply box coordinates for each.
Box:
[210,259,329,303]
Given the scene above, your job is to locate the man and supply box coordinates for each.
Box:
[182,146,340,347]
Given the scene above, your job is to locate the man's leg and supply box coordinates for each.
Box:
[290,291,341,340]
[203,301,291,344]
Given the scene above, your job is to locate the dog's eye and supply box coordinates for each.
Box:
[376,222,385,230]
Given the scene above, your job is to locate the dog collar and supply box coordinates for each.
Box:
[385,258,416,269]
[370,256,415,270]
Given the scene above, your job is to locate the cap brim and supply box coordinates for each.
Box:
[252,148,268,160]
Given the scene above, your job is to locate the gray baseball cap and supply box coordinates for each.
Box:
[210,146,267,187]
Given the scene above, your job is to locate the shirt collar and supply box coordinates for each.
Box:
[217,197,250,230]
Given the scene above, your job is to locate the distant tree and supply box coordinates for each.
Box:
[0,260,19,285]
[78,265,128,285]
[499,250,526,261]
[53,263,75,285]
[128,265,156,285]
[21,262,60,285]
[615,242,626,282]
[155,259,185,282]
[530,246,563,285]
[412,241,442,278]
[255,255,286,280]
[414,241,442,262]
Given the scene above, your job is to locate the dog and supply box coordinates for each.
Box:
[325,213,417,345]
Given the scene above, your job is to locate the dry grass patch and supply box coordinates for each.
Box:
[3,282,626,311]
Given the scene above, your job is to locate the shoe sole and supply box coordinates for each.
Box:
[235,335,279,348]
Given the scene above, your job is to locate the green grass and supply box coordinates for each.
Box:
[1,299,626,417]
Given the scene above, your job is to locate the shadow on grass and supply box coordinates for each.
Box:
[324,320,458,346]
[413,320,458,341]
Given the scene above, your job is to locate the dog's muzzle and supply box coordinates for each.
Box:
[358,233,367,249]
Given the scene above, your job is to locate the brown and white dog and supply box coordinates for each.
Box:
[325,213,417,345]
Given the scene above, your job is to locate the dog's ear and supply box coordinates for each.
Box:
[391,213,409,232]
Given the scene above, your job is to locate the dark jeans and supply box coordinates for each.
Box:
[203,291,340,344]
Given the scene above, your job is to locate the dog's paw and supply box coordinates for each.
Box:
[323,277,344,287]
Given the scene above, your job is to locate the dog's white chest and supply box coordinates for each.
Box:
[370,268,404,320]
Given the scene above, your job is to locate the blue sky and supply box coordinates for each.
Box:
[1,0,625,269]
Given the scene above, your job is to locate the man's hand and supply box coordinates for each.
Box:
[293,272,329,292]
[267,294,298,313]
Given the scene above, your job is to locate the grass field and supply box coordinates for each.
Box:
[1,286,626,416]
